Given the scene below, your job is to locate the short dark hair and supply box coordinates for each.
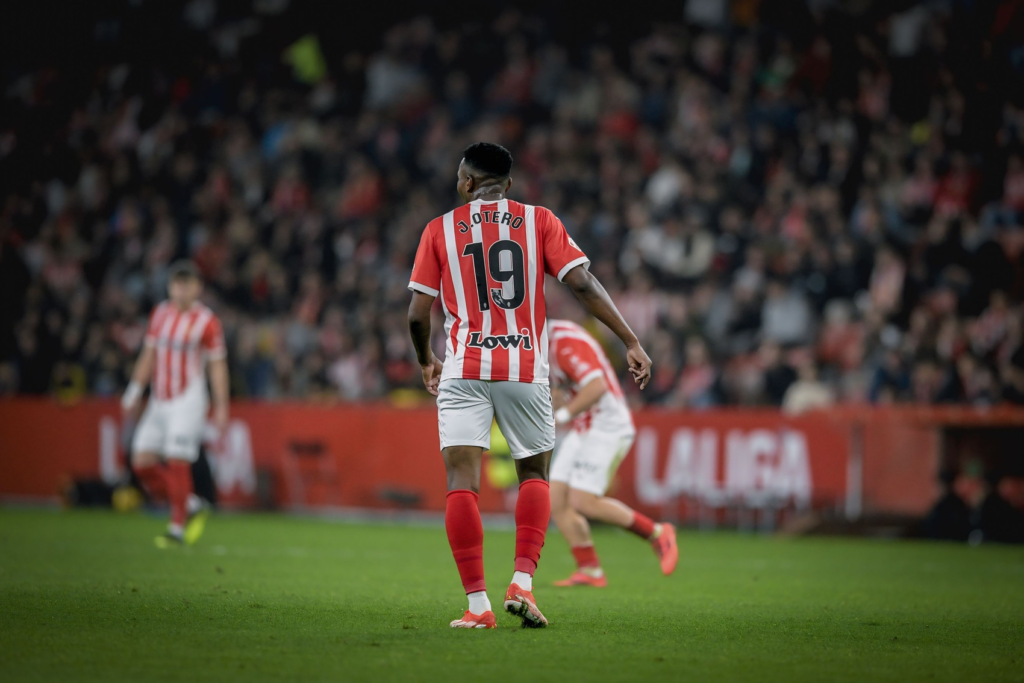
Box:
[169,260,201,281]
[463,142,513,179]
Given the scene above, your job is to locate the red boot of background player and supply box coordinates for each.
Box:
[450,610,497,629]
[553,571,607,588]
[554,544,607,587]
[651,523,678,576]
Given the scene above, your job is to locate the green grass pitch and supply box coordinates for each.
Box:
[0,509,1022,682]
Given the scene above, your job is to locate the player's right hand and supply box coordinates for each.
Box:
[626,344,652,390]
[421,356,444,396]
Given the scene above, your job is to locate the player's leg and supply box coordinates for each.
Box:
[159,394,206,547]
[513,448,552,585]
[549,433,606,587]
[550,480,606,587]
[551,481,593,547]
[567,489,635,527]
[132,450,167,499]
[577,489,678,576]
[443,446,493,628]
[437,380,496,629]
[153,458,191,547]
[131,403,170,529]
[566,433,679,576]
[549,432,591,543]
[505,449,552,626]
[178,397,212,546]
[492,381,556,627]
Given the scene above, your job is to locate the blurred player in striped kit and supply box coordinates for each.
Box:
[122,261,229,548]
[548,319,677,587]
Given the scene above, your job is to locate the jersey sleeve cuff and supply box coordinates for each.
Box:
[557,256,591,282]
[408,281,440,297]
[577,369,604,386]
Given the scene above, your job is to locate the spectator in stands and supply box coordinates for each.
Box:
[671,337,719,409]
[783,362,835,415]
[1,2,1022,409]
[759,341,798,407]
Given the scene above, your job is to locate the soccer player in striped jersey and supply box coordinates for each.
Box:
[548,319,677,587]
[408,142,652,629]
[122,261,229,548]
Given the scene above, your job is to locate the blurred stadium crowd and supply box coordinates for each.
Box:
[2,0,1024,409]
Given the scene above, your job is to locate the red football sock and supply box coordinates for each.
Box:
[571,544,601,570]
[514,479,550,575]
[134,463,168,501]
[628,511,656,540]
[164,460,193,528]
[445,490,486,594]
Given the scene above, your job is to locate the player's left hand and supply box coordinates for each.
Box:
[212,404,229,436]
[421,356,444,396]
[626,343,652,390]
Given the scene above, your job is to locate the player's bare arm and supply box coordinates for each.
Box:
[122,345,156,415]
[408,291,443,396]
[209,356,230,433]
[561,266,653,390]
[554,376,607,425]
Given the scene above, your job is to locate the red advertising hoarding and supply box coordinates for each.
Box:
[2,399,1021,518]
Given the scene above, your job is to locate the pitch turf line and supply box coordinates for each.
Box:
[0,509,1021,682]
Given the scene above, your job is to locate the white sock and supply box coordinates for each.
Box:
[186,494,204,515]
[168,523,184,538]
[651,523,663,540]
[581,566,604,578]
[467,591,491,614]
[512,571,533,591]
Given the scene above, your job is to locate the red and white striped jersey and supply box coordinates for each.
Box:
[409,199,589,383]
[144,301,226,401]
[549,319,634,434]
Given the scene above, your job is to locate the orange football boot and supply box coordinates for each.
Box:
[552,570,608,588]
[504,583,548,628]
[651,523,678,576]
[450,610,497,629]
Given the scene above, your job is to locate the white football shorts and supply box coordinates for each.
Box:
[550,428,635,496]
[132,380,209,462]
[436,379,555,459]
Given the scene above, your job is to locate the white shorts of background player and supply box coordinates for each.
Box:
[550,428,636,496]
[132,379,208,463]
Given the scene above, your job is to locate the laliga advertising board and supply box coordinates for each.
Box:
[618,410,849,516]
[0,400,850,517]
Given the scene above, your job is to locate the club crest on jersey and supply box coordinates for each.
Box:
[467,330,533,350]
